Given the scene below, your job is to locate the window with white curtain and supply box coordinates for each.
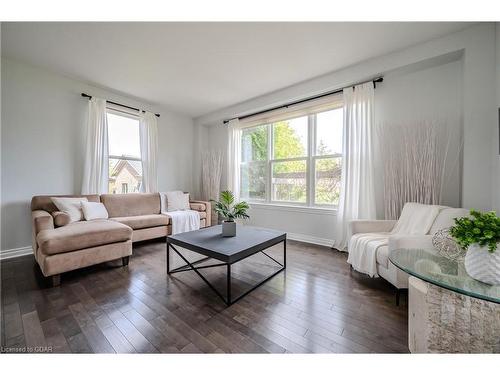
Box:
[107,110,142,194]
[239,103,343,207]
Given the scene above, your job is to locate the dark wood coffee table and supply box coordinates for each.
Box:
[166,225,286,305]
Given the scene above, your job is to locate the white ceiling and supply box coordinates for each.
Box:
[1,22,473,117]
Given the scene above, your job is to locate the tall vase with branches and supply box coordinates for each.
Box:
[377,120,455,219]
[201,149,223,225]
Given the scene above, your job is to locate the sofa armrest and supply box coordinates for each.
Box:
[190,200,212,227]
[349,220,397,235]
[32,210,54,234]
[388,235,434,252]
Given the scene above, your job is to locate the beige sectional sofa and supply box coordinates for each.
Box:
[31,193,211,286]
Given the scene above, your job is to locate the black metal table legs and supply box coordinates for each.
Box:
[227,263,231,304]
[166,240,286,306]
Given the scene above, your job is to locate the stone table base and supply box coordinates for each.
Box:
[408,276,500,353]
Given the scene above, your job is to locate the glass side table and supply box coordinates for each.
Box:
[389,249,500,353]
[390,248,500,304]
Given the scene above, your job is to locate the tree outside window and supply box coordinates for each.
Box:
[239,107,343,207]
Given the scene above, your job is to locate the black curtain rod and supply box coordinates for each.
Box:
[81,93,160,118]
[222,76,383,124]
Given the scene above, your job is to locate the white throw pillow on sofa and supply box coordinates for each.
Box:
[51,197,89,223]
[160,191,190,212]
[81,201,109,221]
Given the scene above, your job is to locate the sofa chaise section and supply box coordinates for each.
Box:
[31,195,133,286]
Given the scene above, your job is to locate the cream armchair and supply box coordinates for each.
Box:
[348,204,469,304]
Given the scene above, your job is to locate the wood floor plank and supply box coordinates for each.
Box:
[100,324,136,353]
[105,309,158,353]
[217,309,287,353]
[2,276,18,306]
[149,315,191,351]
[158,306,222,353]
[234,293,397,353]
[69,302,115,353]
[40,318,71,353]
[122,309,179,353]
[232,313,314,353]
[67,332,93,353]
[21,310,47,349]
[5,333,26,349]
[57,312,83,339]
[181,342,203,353]
[237,309,334,353]
[3,302,24,342]
[1,303,5,347]
[17,289,37,316]
[203,315,268,353]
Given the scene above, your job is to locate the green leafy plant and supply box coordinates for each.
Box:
[211,190,250,222]
[449,210,500,253]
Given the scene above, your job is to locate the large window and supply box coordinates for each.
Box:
[107,111,142,194]
[239,106,343,207]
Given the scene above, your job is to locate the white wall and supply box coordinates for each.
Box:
[494,23,500,213]
[194,24,497,244]
[1,58,194,251]
[374,58,463,218]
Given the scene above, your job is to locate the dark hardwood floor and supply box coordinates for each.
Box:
[1,239,408,353]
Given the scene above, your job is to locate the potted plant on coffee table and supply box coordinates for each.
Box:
[450,209,500,285]
[212,190,250,237]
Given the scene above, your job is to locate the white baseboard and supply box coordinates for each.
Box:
[287,232,334,248]
[0,246,33,260]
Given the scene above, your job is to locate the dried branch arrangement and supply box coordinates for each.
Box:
[201,149,223,224]
[377,121,451,219]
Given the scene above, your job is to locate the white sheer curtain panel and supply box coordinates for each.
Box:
[81,97,109,194]
[226,119,242,199]
[139,111,159,193]
[334,82,377,251]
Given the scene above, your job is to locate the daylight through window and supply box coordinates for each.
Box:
[239,105,343,207]
[107,111,142,194]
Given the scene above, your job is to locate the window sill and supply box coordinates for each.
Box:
[248,202,337,216]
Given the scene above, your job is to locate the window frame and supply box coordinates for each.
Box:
[107,108,142,163]
[106,108,143,194]
[239,104,343,209]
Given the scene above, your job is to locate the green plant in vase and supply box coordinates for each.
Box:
[211,190,249,237]
[450,209,500,285]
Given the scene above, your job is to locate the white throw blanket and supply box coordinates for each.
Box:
[347,232,392,277]
[164,210,200,235]
[347,203,441,277]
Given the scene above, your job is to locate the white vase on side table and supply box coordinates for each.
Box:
[464,244,500,285]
